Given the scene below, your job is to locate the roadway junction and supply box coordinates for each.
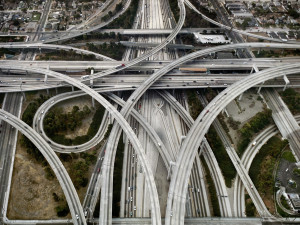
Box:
[2,0,300,225]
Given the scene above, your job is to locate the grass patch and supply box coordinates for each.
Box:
[32,12,41,21]
[206,127,236,187]
[201,156,220,216]
[249,136,288,196]
[280,88,300,115]
[237,108,273,156]
[282,151,296,162]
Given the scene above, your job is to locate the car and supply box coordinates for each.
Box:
[41,110,44,114]
[4,115,7,119]
[128,187,131,191]
[75,214,79,220]
[51,100,54,104]
[84,210,88,217]
[133,206,136,210]
[159,62,162,64]
[97,168,100,173]
[130,197,133,201]
[133,154,135,158]
[38,117,41,121]
[223,83,228,86]
[130,212,133,216]
[170,211,173,217]
[47,141,51,144]
[250,185,253,189]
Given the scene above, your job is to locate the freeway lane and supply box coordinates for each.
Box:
[0,93,22,224]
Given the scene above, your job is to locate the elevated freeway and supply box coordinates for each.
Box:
[165,64,300,225]
[262,89,300,162]
[0,43,115,61]
[0,65,162,225]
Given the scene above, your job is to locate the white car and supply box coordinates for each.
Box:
[75,214,79,220]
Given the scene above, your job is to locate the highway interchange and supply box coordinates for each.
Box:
[2,0,300,224]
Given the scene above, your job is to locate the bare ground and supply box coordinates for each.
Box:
[7,92,103,219]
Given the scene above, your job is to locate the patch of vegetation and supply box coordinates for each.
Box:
[104,124,113,139]
[101,2,123,22]
[249,136,288,196]
[112,134,125,217]
[104,0,139,29]
[44,105,91,134]
[44,166,55,180]
[245,194,256,216]
[86,42,126,60]
[0,36,26,42]
[72,32,128,42]
[280,88,300,115]
[206,127,236,187]
[186,90,203,120]
[21,94,51,163]
[293,168,300,176]
[0,93,5,107]
[277,202,290,217]
[44,105,105,146]
[282,151,296,163]
[38,49,97,61]
[55,204,69,217]
[169,0,180,22]
[71,160,89,189]
[32,11,41,21]
[227,116,241,130]
[237,108,273,156]
[184,4,217,28]
[201,156,220,216]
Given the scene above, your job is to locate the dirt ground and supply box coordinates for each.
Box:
[7,138,65,219]
[7,91,103,220]
[224,89,265,147]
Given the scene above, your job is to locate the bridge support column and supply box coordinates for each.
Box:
[283,74,290,91]
[44,65,49,83]
[238,92,243,101]
[71,86,74,92]
[257,82,264,94]
[257,48,261,55]
[90,69,94,88]
[46,89,49,95]
[172,89,175,96]
[92,97,95,108]
[55,88,58,95]
[167,161,176,181]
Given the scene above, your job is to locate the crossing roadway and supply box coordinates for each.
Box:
[165,64,300,225]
